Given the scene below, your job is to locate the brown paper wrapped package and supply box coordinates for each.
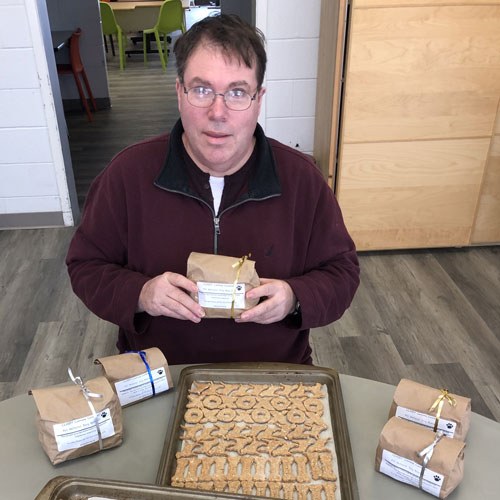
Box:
[31,376,123,465]
[388,379,471,440]
[95,347,173,406]
[186,252,260,318]
[375,417,465,498]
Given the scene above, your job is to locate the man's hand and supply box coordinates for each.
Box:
[137,272,205,322]
[235,278,296,324]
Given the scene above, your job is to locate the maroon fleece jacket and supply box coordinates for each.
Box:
[66,121,359,365]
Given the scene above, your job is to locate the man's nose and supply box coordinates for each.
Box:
[208,93,228,117]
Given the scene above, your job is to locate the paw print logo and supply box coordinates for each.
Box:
[158,369,164,375]
[446,423,453,429]
[236,285,243,291]
[101,411,107,418]
[434,475,441,482]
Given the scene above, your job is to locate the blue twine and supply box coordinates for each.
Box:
[127,350,156,396]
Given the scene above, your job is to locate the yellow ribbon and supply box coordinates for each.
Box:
[428,389,456,432]
[231,254,251,318]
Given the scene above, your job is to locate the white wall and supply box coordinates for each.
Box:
[256,0,321,156]
[0,0,76,228]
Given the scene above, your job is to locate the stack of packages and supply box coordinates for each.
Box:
[30,347,172,465]
[375,379,471,498]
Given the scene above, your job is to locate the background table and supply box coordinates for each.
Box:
[111,1,176,33]
[1,365,499,499]
[110,1,187,55]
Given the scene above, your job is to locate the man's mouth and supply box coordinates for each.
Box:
[205,131,230,139]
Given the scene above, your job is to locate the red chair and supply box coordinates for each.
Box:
[57,28,97,121]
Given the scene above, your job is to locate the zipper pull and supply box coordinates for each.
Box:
[213,216,220,254]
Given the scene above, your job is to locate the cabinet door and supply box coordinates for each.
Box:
[334,3,500,250]
[471,104,500,244]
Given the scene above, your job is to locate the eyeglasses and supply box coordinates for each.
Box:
[183,86,258,111]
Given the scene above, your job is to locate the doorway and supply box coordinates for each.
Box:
[47,1,257,211]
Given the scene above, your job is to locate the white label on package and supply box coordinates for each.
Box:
[197,281,246,309]
[53,408,115,452]
[114,367,169,406]
[396,405,457,437]
[380,449,444,497]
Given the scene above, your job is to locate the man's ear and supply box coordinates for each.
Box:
[176,78,183,111]
[256,87,266,116]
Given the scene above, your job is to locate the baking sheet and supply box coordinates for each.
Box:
[35,475,262,499]
[156,362,358,500]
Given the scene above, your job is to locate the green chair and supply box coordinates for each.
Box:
[100,1,126,71]
[143,0,186,71]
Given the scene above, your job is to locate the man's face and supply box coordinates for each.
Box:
[176,44,265,177]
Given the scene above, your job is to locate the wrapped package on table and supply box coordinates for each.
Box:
[95,347,173,407]
[376,417,465,498]
[30,370,123,465]
[388,378,471,440]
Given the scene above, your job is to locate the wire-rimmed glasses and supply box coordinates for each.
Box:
[183,86,258,111]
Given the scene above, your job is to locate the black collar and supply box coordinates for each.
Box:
[154,119,281,201]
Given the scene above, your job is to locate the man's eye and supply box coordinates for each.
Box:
[194,87,213,96]
[228,89,246,99]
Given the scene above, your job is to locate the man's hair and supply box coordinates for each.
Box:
[174,14,267,89]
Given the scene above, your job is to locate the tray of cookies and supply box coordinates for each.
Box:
[156,363,358,500]
[35,475,263,499]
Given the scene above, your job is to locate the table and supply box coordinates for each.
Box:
[51,30,74,52]
[111,1,175,33]
[1,365,499,499]
[109,2,213,35]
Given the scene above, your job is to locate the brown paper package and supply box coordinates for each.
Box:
[388,379,471,441]
[31,376,123,465]
[186,252,260,318]
[375,417,465,499]
[95,347,174,406]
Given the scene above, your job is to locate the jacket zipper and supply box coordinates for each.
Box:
[153,184,280,254]
[213,216,220,254]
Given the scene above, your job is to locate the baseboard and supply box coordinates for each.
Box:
[0,212,66,229]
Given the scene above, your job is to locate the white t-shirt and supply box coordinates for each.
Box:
[209,175,225,215]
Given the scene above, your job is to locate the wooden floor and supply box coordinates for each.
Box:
[70,50,179,208]
[1,51,499,424]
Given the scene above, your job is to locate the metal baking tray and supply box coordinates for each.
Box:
[35,475,263,499]
[156,362,358,500]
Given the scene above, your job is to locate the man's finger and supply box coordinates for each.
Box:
[164,272,198,293]
[160,297,204,322]
[164,288,205,319]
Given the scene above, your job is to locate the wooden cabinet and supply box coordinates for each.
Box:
[315,0,500,250]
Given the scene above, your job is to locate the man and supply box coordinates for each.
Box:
[66,15,359,365]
